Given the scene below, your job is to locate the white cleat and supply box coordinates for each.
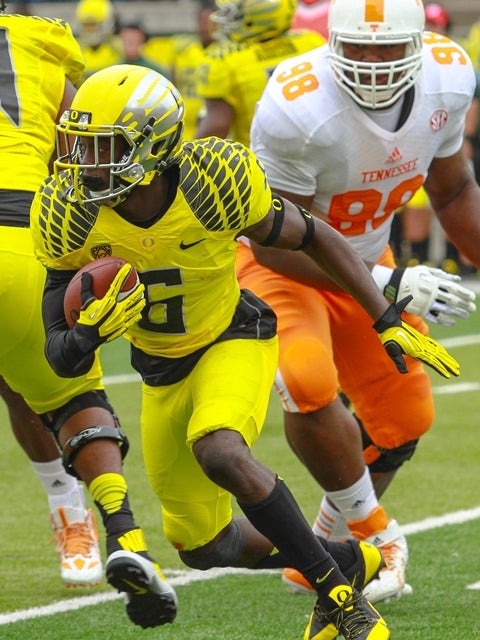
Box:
[51,506,103,587]
[362,519,410,604]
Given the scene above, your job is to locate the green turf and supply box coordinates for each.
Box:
[0,301,479,637]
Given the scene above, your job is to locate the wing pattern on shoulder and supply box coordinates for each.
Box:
[180,137,260,232]
[36,174,101,259]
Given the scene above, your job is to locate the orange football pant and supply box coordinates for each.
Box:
[235,241,434,452]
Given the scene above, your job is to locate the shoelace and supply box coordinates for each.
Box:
[316,593,375,640]
[53,522,96,558]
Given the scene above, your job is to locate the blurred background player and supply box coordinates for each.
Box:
[118,20,171,76]
[0,8,177,626]
[169,0,216,139]
[74,0,124,83]
[195,0,324,145]
[240,0,478,604]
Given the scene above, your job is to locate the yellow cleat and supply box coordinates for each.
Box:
[304,587,390,640]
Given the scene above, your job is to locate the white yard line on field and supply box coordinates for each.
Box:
[1,507,480,625]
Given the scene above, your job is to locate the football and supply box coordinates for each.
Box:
[63,256,139,328]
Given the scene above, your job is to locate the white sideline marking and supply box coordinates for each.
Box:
[1,508,480,625]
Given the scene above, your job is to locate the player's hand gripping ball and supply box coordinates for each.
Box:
[64,256,140,328]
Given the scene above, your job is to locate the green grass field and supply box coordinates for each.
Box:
[0,292,479,639]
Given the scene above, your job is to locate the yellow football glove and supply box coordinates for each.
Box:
[74,263,145,351]
[373,296,460,379]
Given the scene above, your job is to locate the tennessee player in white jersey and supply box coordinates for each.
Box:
[29,64,459,640]
[239,0,478,608]
[195,0,324,145]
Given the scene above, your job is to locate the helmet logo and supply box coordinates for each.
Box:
[365,0,384,23]
[62,109,92,128]
[430,109,448,132]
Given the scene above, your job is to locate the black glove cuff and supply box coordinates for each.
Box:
[71,322,105,354]
[383,267,405,302]
[373,295,413,333]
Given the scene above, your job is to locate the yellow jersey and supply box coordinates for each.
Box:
[79,36,124,82]
[196,29,325,145]
[0,15,84,195]
[31,137,275,378]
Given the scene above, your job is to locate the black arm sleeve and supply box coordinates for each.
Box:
[43,268,97,378]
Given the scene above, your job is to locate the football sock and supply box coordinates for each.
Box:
[239,477,351,610]
[324,467,379,524]
[256,535,359,578]
[30,458,86,512]
[89,472,139,538]
[313,496,350,540]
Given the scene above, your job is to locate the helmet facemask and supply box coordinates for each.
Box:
[329,32,423,109]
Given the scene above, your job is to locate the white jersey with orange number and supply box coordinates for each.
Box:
[251,32,475,262]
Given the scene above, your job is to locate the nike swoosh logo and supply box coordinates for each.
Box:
[179,238,206,250]
[315,567,335,585]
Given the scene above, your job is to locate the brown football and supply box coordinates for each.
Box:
[63,256,139,328]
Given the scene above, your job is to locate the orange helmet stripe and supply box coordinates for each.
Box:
[365,0,384,23]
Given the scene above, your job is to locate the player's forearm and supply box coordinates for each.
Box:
[432,179,480,268]
[44,324,97,378]
[303,225,389,321]
[250,241,345,291]
[42,275,97,377]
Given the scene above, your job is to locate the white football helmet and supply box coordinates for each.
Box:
[328,0,425,109]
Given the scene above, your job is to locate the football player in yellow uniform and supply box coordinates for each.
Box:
[31,64,459,639]
[195,0,324,145]
[171,0,216,139]
[75,0,124,83]
[0,7,104,588]
[0,10,177,625]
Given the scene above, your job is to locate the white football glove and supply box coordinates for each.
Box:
[382,265,476,326]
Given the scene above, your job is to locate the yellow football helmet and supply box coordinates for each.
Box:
[211,0,296,43]
[75,0,115,47]
[55,64,184,205]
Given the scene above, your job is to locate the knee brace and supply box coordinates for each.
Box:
[178,520,243,571]
[356,414,418,473]
[41,390,129,477]
[63,425,129,476]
